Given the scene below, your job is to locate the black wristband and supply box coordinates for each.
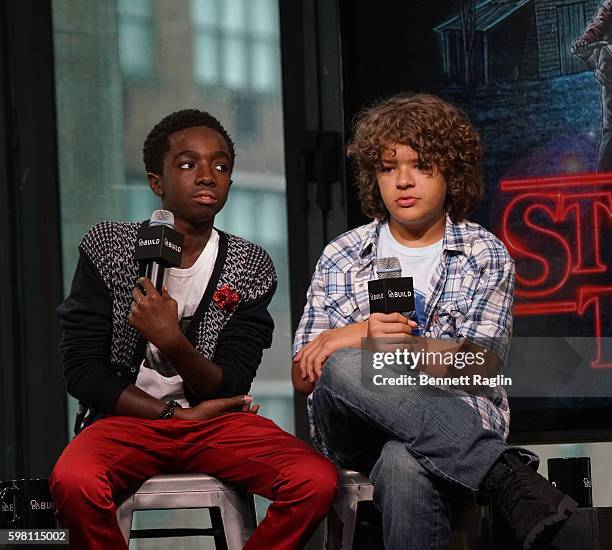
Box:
[159,400,182,419]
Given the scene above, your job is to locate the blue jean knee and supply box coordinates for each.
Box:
[318,347,363,391]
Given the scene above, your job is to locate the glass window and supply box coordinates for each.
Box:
[223,36,248,89]
[252,41,276,93]
[117,0,154,78]
[191,0,279,98]
[193,33,219,85]
[251,0,277,36]
[220,0,246,32]
[118,0,150,18]
[123,175,161,222]
[191,0,218,27]
[258,192,284,247]
[217,188,256,239]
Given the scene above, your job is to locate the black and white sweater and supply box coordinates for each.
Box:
[57,221,277,433]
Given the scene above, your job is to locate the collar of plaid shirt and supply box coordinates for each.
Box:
[357,213,471,261]
[337,214,477,335]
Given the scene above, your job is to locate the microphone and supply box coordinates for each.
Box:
[376,256,402,279]
[368,256,415,314]
[134,210,184,293]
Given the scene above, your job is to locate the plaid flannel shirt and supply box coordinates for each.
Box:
[292,215,515,454]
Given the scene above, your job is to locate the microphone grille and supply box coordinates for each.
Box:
[377,256,401,279]
[149,209,175,228]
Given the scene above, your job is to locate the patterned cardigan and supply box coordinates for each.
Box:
[57,221,277,433]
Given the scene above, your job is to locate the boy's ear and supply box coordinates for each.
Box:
[147,172,164,197]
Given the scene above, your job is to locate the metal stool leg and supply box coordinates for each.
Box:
[217,491,257,549]
[210,507,229,550]
[326,492,360,550]
[116,496,135,544]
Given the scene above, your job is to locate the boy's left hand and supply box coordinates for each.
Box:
[129,277,182,350]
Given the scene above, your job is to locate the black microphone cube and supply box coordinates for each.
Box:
[368,277,415,313]
[134,224,183,267]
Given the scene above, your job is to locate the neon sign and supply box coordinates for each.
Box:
[500,173,611,368]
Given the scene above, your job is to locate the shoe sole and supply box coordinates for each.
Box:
[522,495,578,550]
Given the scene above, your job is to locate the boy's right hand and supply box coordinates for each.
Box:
[174,395,259,421]
[293,322,368,383]
[366,312,417,342]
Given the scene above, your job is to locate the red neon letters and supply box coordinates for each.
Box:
[500,173,611,367]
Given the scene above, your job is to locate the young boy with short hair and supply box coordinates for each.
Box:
[51,109,337,550]
[292,94,576,549]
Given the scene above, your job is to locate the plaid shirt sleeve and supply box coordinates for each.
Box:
[455,258,515,365]
[292,255,332,357]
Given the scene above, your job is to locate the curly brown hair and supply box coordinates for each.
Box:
[347,93,483,222]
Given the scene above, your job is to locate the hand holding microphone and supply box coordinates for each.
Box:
[134,209,184,293]
[367,257,418,342]
[367,312,416,341]
[129,277,182,353]
[129,210,185,351]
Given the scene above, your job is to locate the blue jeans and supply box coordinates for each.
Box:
[312,348,508,550]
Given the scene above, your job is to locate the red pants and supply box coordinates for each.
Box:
[50,413,337,550]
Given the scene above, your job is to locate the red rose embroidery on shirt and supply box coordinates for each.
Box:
[212,284,240,312]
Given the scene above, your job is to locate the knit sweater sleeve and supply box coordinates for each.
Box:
[207,246,277,398]
[56,244,130,412]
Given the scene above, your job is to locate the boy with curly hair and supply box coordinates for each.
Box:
[50,109,337,550]
[292,94,576,549]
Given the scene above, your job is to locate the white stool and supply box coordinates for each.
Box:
[325,469,373,550]
[116,473,257,550]
[325,469,487,550]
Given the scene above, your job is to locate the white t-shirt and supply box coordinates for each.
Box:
[135,229,220,406]
[376,222,443,335]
